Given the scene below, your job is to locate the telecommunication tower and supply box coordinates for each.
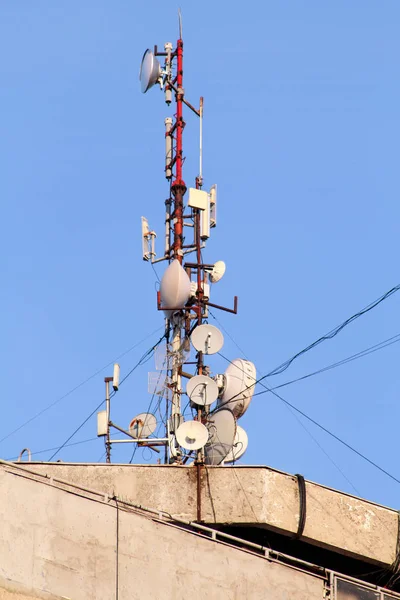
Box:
[97,15,257,467]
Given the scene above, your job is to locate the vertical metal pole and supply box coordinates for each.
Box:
[105,379,111,464]
[169,38,186,460]
[199,97,204,183]
[171,38,186,264]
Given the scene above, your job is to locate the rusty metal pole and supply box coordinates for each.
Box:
[105,378,111,464]
[169,38,186,457]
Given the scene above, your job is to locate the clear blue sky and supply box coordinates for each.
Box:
[1,1,400,509]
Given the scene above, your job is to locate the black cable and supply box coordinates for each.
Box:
[6,437,99,461]
[48,400,105,461]
[264,283,400,380]
[219,352,400,487]
[214,283,400,406]
[0,326,164,447]
[252,333,400,397]
[48,333,167,462]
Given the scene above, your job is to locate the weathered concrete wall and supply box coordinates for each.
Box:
[0,464,324,600]
[22,462,398,567]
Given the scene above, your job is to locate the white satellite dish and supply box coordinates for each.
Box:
[139,49,161,93]
[160,260,191,317]
[176,420,209,451]
[204,408,236,465]
[218,359,256,418]
[224,426,248,463]
[209,261,226,283]
[129,413,157,438]
[191,324,224,355]
[186,375,218,407]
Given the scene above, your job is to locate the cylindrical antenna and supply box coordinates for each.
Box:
[165,117,173,179]
[178,8,183,40]
[164,42,173,105]
[199,97,204,184]
[165,198,171,256]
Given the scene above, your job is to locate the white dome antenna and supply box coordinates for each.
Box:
[218,359,256,418]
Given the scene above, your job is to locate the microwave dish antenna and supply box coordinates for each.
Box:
[186,375,218,407]
[191,324,224,355]
[204,408,236,465]
[224,425,248,463]
[176,420,209,451]
[209,261,226,283]
[218,359,256,418]
[139,49,162,94]
[129,413,157,438]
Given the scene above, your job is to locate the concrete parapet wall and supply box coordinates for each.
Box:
[0,464,324,600]
[20,462,398,567]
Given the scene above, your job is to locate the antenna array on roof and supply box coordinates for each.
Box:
[95,15,257,467]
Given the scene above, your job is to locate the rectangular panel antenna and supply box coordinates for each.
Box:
[210,184,217,227]
[97,410,108,437]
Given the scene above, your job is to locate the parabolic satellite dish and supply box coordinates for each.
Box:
[191,324,224,355]
[139,49,161,93]
[204,408,237,465]
[209,261,226,283]
[218,359,256,418]
[224,425,248,463]
[129,413,157,438]
[176,420,209,451]
[186,375,218,407]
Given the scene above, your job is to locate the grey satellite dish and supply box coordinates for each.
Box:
[176,420,209,451]
[129,412,157,438]
[204,408,236,465]
[224,425,248,463]
[186,375,218,407]
[139,49,161,93]
[191,324,224,355]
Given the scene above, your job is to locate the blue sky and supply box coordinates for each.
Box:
[1,1,400,508]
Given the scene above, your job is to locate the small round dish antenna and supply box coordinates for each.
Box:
[204,408,236,465]
[129,413,157,438]
[209,261,226,283]
[176,420,209,450]
[186,375,218,407]
[191,324,224,355]
[224,426,248,463]
[139,49,161,94]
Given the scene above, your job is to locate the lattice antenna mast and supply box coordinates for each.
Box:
[138,18,239,465]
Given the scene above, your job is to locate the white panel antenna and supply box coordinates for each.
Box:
[97,410,108,437]
[209,184,217,228]
[188,188,208,210]
[141,216,156,261]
